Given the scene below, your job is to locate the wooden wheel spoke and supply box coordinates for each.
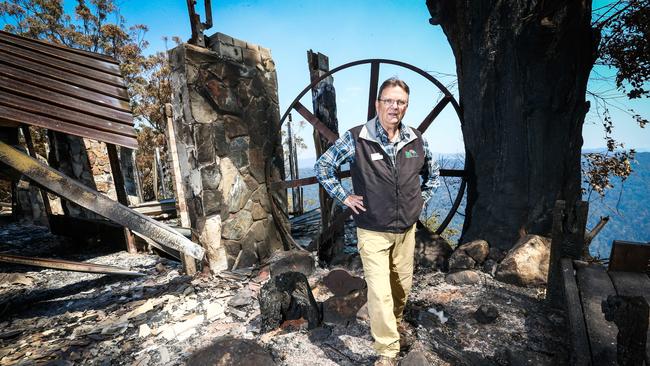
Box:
[367,61,380,120]
[417,95,451,133]
[293,101,339,144]
[269,170,352,191]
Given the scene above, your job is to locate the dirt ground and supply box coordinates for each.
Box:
[0,223,569,365]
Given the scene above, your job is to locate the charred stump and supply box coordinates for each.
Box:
[259,271,321,332]
[602,295,649,366]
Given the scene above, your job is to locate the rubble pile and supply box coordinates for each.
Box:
[0,224,569,365]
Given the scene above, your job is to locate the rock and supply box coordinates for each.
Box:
[495,235,550,287]
[400,350,430,366]
[322,269,366,296]
[448,240,489,271]
[234,248,258,269]
[259,271,321,332]
[489,247,507,262]
[308,326,333,342]
[228,175,251,213]
[197,214,228,273]
[462,240,490,263]
[187,336,276,366]
[248,220,267,242]
[251,202,267,221]
[268,250,315,276]
[474,305,499,324]
[414,226,452,270]
[204,79,241,114]
[447,254,476,271]
[228,288,255,308]
[322,289,367,324]
[445,270,481,285]
[229,136,250,169]
[221,210,253,240]
[223,115,247,139]
[482,259,498,276]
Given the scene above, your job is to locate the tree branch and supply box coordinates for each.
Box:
[584,216,610,246]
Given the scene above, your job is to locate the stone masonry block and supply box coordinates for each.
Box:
[212,32,234,46]
[214,42,243,63]
[233,37,247,49]
[242,48,261,67]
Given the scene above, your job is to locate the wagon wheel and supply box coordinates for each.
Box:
[266,59,467,250]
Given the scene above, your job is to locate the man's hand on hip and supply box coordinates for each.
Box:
[343,195,366,214]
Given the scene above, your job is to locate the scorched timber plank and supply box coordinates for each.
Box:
[560,258,591,366]
[576,264,618,366]
[0,141,204,260]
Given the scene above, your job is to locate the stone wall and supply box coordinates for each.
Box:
[85,139,117,201]
[169,32,287,271]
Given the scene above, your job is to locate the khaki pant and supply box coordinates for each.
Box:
[357,224,416,358]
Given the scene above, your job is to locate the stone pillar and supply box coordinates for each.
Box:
[169,32,286,271]
[84,139,117,201]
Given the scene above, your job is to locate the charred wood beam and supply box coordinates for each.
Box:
[293,102,339,144]
[0,253,144,276]
[269,169,464,191]
[0,141,205,260]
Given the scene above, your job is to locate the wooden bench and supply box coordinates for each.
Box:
[562,241,650,366]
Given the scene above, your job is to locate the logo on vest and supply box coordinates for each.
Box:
[404,149,418,158]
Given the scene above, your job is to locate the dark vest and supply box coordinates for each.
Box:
[349,124,425,233]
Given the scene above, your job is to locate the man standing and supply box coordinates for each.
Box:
[315,77,440,365]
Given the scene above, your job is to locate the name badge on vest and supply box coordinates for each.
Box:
[371,153,383,161]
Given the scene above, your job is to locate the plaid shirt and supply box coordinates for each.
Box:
[315,118,440,204]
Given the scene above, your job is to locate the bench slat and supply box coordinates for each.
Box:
[561,258,592,366]
[576,264,618,365]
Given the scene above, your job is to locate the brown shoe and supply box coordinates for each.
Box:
[374,355,397,366]
[397,323,415,351]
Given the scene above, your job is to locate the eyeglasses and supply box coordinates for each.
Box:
[378,98,408,107]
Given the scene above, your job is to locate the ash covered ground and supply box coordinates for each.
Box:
[0,223,568,365]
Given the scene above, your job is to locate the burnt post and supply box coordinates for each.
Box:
[547,199,589,308]
[307,50,344,263]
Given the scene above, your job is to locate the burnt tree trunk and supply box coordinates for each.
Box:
[426,1,600,250]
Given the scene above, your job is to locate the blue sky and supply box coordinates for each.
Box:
[18,1,650,158]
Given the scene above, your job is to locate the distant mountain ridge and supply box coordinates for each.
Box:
[294,152,650,257]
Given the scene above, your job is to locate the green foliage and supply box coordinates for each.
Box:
[585,0,649,196]
[597,0,650,100]
[582,108,636,196]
